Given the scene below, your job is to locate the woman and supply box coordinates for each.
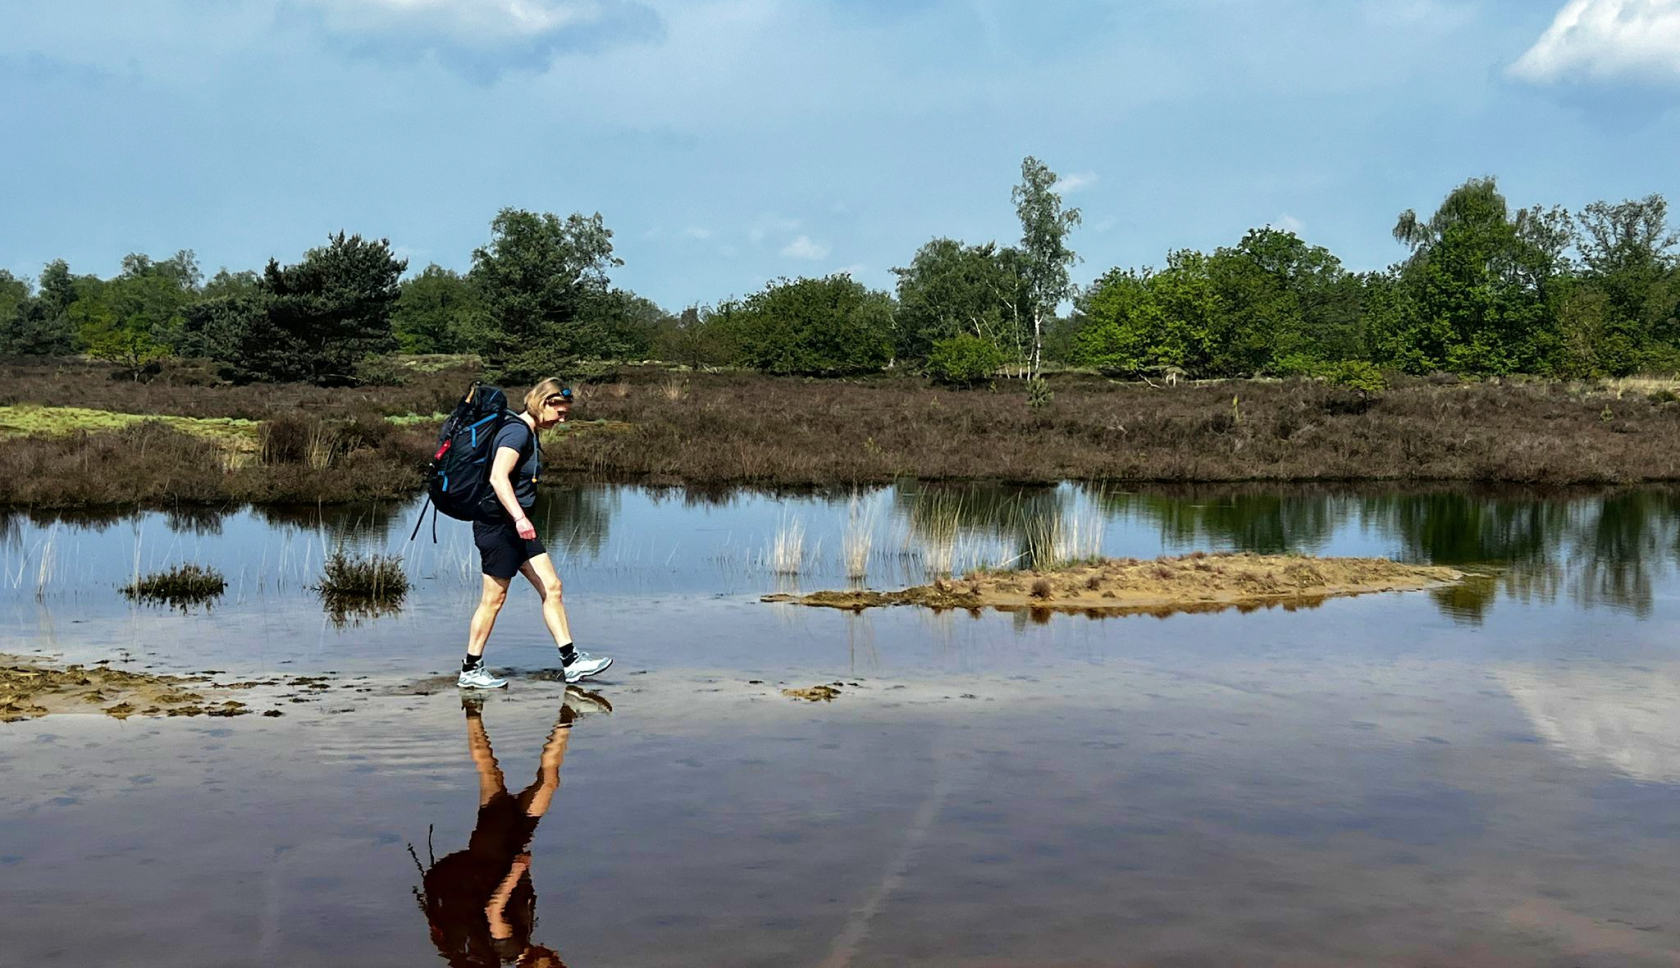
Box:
[458,378,612,690]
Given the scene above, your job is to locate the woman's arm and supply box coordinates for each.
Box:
[489,446,534,540]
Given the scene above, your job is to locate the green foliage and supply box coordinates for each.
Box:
[926,333,1006,386]
[1026,377,1054,408]
[1375,178,1559,376]
[393,264,476,354]
[0,261,81,356]
[468,208,624,379]
[71,251,200,376]
[727,275,894,376]
[214,233,406,385]
[653,305,734,369]
[892,238,1029,368]
[1324,360,1387,395]
[1013,157,1081,378]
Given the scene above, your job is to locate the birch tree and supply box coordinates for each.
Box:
[1012,156,1081,380]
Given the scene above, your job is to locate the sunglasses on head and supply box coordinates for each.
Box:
[546,388,573,406]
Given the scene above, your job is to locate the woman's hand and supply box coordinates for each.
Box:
[515,516,536,541]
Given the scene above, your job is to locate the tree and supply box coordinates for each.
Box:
[654,305,733,370]
[1572,195,1680,372]
[393,264,477,354]
[468,208,622,379]
[891,238,1029,371]
[1379,178,1558,374]
[0,271,31,346]
[70,252,199,377]
[0,260,84,356]
[1071,268,1158,375]
[729,275,894,376]
[1204,228,1365,375]
[218,233,406,384]
[1012,156,1082,379]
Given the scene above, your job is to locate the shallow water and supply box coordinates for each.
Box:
[5,484,1680,966]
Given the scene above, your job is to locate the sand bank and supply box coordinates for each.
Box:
[764,552,1463,617]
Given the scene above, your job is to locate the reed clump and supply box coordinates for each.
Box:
[122,563,227,607]
[317,548,409,613]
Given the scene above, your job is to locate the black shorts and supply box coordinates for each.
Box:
[473,516,546,580]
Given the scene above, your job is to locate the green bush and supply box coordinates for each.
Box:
[1325,360,1387,395]
[926,334,1005,386]
[728,275,894,376]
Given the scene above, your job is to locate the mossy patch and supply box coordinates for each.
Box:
[0,405,260,447]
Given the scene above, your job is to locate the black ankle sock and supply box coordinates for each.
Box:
[462,654,484,672]
[558,643,577,663]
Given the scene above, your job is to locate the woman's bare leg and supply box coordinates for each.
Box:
[517,554,573,649]
[467,574,513,658]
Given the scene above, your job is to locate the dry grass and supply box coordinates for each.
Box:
[8,361,1680,509]
[540,369,1680,487]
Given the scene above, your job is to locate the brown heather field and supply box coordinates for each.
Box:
[3,358,1680,509]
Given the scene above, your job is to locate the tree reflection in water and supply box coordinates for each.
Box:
[1089,485,1680,623]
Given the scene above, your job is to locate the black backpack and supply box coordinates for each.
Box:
[409,382,533,541]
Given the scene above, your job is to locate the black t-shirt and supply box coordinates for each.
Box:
[491,419,539,509]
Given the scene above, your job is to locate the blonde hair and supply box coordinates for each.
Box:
[523,378,567,415]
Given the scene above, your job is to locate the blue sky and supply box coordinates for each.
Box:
[3,0,1678,311]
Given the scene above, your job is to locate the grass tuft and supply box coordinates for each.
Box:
[122,563,227,608]
[317,549,409,621]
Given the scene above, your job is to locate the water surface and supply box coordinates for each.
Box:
[4,484,1680,966]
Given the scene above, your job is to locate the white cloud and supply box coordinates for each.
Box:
[302,0,595,41]
[291,0,661,77]
[681,226,713,240]
[1511,0,1680,84]
[781,235,830,260]
[748,213,800,244]
[1053,171,1099,193]
[832,263,866,278]
[1273,214,1306,234]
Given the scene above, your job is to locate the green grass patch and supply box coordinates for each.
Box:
[0,406,261,448]
[384,412,449,426]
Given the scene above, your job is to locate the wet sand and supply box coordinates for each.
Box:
[765,552,1464,616]
[1,656,329,722]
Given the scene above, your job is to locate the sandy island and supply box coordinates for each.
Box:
[764,552,1464,617]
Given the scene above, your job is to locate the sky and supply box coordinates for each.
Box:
[2,0,1678,311]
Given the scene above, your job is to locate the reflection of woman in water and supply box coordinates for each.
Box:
[418,692,607,967]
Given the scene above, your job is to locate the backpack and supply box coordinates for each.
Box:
[409,382,534,541]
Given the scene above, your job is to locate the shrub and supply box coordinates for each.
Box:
[259,413,317,465]
[1027,378,1054,408]
[1326,360,1387,396]
[926,334,1005,386]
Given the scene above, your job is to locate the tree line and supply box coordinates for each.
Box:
[2,159,1675,386]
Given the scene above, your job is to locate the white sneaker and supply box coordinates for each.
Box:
[457,666,509,689]
[561,650,613,684]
